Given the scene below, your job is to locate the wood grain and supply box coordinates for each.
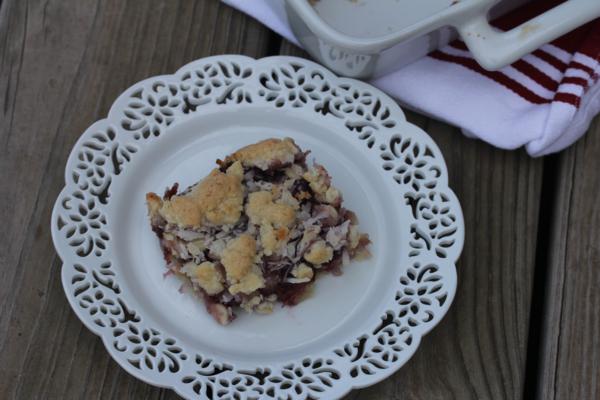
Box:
[4,0,597,399]
[0,1,272,398]
[535,116,600,400]
[277,41,545,400]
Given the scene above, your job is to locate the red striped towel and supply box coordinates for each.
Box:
[224,0,600,156]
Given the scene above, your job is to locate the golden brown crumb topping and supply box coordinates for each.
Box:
[302,164,341,205]
[303,168,328,195]
[287,263,314,283]
[221,234,257,282]
[246,191,296,227]
[229,266,265,295]
[146,192,162,217]
[146,137,371,325]
[223,138,299,170]
[260,224,289,256]
[220,235,266,295]
[158,162,244,227]
[255,300,274,314]
[304,240,334,265]
[183,261,224,295]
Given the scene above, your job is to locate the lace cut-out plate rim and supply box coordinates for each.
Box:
[51,55,464,400]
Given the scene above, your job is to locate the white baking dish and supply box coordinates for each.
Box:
[285,0,600,78]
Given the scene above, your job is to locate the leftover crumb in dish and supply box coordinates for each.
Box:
[146,138,370,325]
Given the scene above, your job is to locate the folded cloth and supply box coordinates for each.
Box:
[222,0,600,156]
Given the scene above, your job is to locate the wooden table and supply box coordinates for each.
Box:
[1,1,599,398]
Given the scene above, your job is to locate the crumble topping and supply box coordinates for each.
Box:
[221,234,258,281]
[182,261,224,295]
[223,137,300,170]
[260,224,289,256]
[246,191,296,227]
[304,240,334,265]
[287,263,314,283]
[146,138,370,325]
[159,163,244,227]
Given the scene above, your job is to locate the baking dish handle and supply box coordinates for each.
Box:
[456,0,600,71]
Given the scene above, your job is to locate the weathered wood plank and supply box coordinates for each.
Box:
[0,1,273,398]
[277,41,544,399]
[0,0,552,397]
[536,116,600,400]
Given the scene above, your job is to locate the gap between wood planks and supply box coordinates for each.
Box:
[523,154,560,399]
[265,30,283,57]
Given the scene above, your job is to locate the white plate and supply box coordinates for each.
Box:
[51,55,463,399]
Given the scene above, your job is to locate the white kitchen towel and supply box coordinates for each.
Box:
[223,0,600,156]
